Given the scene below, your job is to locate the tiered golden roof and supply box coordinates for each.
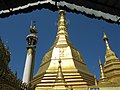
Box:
[103,33,119,63]
[31,10,95,90]
[103,33,120,86]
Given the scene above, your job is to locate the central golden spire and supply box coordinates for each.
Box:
[57,10,68,37]
[31,10,95,90]
[53,10,72,48]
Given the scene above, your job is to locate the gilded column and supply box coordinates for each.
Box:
[22,21,38,84]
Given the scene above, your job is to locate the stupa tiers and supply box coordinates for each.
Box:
[103,33,120,85]
[1,9,120,90]
[31,10,95,90]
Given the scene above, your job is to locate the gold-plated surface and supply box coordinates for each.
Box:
[98,58,110,86]
[103,33,120,85]
[27,48,33,55]
[99,58,106,80]
[103,33,119,63]
[31,10,95,90]
[29,11,120,90]
[52,58,68,89]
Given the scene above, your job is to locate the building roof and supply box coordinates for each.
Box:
[0,0,120,24]
[0,38,28,90]
[31,10,95,89]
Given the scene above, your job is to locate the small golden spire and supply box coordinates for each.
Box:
[103,32,110,50]
[59,10,65,14]
[58,10,66,26]
[30,20,37,34]
[94,75,98,86]
[57,58,65,82]
[52,58,68,89]
[103,32,108,41]
[99,57,106,80]
[99,58,102,65]
[57,10,68,37]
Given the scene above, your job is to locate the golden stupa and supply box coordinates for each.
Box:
[31,10,95,90]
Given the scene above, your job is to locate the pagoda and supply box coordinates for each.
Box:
[103,33,120,85]
[30,10,95,90]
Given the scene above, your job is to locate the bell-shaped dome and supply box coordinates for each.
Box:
[31,10,95,89]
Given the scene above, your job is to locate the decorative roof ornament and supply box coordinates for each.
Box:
[30,20,38,34]
[56,58,65,82]
[103,33,119,63]
[57,10,68,37]
[52,57,69,89]
[94,75,98,86]
[103,32,108,41]
[26,21,38,46]
[99,57,106,80]
[0,37,10,65]
[103,32,110,50]
[98,57,115,86]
